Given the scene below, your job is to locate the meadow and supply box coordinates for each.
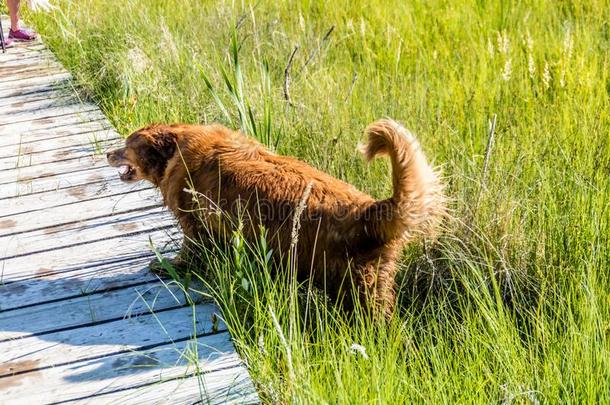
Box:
[29,0,610,402]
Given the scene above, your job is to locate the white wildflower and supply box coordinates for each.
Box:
[502,58,512,82]
[526,32,534,52]
[349,343,369,360]
[563,27,573,61]
[126,47,149,75]
[497,31,509,55]
[257,334,266,354]
[496,31,510,81]
[487,38,494,59]
[161,22,179,62]
[542,61,551,89]
[500,383,541,405]
[526,33,535,79]
[559,28,573,88]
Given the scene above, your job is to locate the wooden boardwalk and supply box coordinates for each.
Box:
[0,18,257,404]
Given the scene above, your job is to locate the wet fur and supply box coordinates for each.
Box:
[107,119,444,317]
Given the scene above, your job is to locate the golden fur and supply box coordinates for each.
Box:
[107,119,444,317]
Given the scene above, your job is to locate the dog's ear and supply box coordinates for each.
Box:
[152,131,177,160]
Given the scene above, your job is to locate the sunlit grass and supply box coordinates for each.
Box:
[30,0,610,402]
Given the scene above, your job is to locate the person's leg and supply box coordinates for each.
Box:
[6,0,37,41]
[7,0,21,31]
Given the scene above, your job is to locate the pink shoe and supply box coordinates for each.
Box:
[1,37,14,48]
[9,27,37,41]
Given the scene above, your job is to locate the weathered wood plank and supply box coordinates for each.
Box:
[0,94,76,118]
[0,44,48,61]
[0,180,151,218]
[0,87,72,108]
[0,51,56,67]
[0,69,66,90]
[2,187,161,236]
[0,227,179,283]
[0,94,81,116]
[0,62,65,80]
[0,53,54,69]
[0,304,221,373]
[0,70,70,91]
[0,138,117,171]
[0,139,118,171]
[0,333,248,404]
[0,48,53,64]
[0,206,175,259]
[0,166,138,200]
[0,151,105,183]
[0,102,99,127]
[0,76,70,99]
[0,61,64,78]
[0,127,118,159]
[0,66,67,85]
[0,58,62,75]
[0,281,194,340]
[0,255,160,310]
[0,117,111,147]
[80,365,258,405]
[0,105,105,136]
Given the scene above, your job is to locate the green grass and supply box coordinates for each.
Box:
[29,0,610,402]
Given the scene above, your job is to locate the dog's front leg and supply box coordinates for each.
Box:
[149,235,195,275]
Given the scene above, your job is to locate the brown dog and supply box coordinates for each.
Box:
[107,119,444,317]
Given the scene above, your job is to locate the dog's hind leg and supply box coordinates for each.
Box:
[353,260,398,320]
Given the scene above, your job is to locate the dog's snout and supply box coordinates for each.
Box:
[106,148,123,164]
[106,149,122,165]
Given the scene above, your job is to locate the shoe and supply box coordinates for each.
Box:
[1,37,14,48]
[8,27,37,41]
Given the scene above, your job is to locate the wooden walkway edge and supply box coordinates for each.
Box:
[0,17,258,404]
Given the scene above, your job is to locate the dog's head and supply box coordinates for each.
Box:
[106,125,177,184]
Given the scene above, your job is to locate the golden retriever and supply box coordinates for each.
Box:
[107,119,444,317]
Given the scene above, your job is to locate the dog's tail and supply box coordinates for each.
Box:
[359,118,445,242]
